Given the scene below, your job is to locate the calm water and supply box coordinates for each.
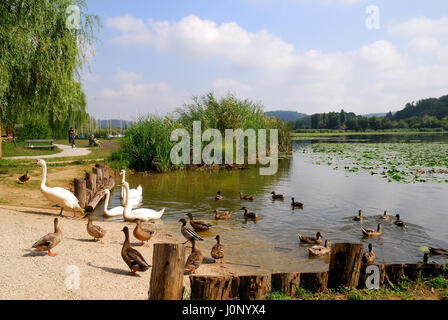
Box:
[96,133,448,273]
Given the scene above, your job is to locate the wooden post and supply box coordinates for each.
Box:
[271,272,300,297]
[358,264,386,289]
[86,172,96,194]
[85,178,114,212]
[92,167,103,188]
[103,165,110,183]
[149,243,186,300]
[74,178,86,209]
[238,275,270,300]
[328,243,364,289]
[300,272,328,293]
[190,275,240,300]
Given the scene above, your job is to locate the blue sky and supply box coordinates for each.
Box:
[81,0,448,120]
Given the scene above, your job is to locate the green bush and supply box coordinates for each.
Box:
[265,292,292,300]
[427,276,448,289]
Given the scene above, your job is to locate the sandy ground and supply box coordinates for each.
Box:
[4,144,91,160]
[0,205,239,300]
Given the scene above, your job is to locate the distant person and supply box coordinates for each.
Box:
[68,128,76,149]
[89,134,103,148]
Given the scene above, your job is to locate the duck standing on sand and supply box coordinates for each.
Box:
[121,226,150,275]
[291,197,303,209]
[394,214,406,227]
[361,224,382,237]
[241,207,258,220]
[308,240,331,256]
[179,218,204,244]
[86,214,107,244]
[32,218,62,257]
[186,212,212,232]
[133,219,155,247]
[298,232,323,245]
[214,209,232,220]
[353,210,363,221]
[18,171,31,184]
[271,191,284,200]
[362,243,375,264]
[185,238,203,274]
[211,235,225,264]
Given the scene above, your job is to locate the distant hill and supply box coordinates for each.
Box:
[362,112,391,118]
[393,95,448,120]
[98,119,132,129]
[265,111,308,122]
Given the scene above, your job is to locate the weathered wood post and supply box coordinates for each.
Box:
[92,166,103,188]
[328,243,364,289]
[149,243,186,300]
[271,272,300,297]
[238,274,270,300]
[74,178,86,209]
[103,165,110,183]
[300,271,329,293]
[86,172,97,194]
[190,275,240,300]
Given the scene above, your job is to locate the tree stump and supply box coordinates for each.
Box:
[328,243,364,289]
[271,272,300,297]
[86,172,96,195]
[92,167,103,188]
[74,178,86,209]
[238,275,270,300]
[421,263,443,279]
[358,264,386,289]
[103,165,110,184]
[300,272,328,293]
[149,243,186,300]
[190,275,240,300]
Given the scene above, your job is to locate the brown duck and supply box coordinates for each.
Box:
[362,224,383,237]
[239,192,254,200]
[211,235,225,264]
[215,191,223,201]
[18,171,31,184]
[241,207,258,220]
[362,243,376,264]
[394,214,406,227]
[185,238,203,274]
[353,210,363,222]
[186,212,212,232]
[32,218,62,257]
[133,220,155,247]
[86,214,106,244]
[121,226,150,275]
[298,232,323,245]
[214,209,232,220]
[291,197,304,208]
[271,191,284,200]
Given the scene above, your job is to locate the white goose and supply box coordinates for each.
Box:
[119,169,142,208]
[34,159,84,217]
[102,189,124,218]
[122,182,165,222]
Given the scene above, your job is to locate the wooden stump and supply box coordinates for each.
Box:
[103,165,110,183]
[300,272,328,293]
[421,263,443,279]
[86,172,96,195]
[85,179,114,212]
[149,243,186,300]
[190,275,240,300]
[328,243,364,289]
[74,178,86,209]
[92,167,103,188]
[271,272,300,297]
[358,264,386,289]
[238,275,270,300]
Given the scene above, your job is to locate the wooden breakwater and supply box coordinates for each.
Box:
[73,163,114,212]
[147,243,446,300]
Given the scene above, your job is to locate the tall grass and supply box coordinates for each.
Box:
[113,92,292,172]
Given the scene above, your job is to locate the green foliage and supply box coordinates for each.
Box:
[441,290,448,300]
[21,117,51,139]
[427,276,448,289]
[345,288,364,300]
[265,292,292,300]
[295,287,312,300]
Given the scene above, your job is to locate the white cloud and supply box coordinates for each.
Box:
[102,14,448,114]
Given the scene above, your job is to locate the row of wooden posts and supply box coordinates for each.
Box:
[73,163,115,213]
[148,243,445,300]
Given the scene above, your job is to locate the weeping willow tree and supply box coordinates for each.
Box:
[0,0,100,154]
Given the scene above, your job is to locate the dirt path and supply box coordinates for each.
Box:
[0,205,240,300]
[4,144,91,160]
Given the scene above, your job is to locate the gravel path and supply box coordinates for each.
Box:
[4,144,91,160]
[0,206,238,300]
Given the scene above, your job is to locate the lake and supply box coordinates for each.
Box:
[97,133,448,273]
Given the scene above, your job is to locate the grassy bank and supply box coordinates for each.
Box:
[2,141,61,157]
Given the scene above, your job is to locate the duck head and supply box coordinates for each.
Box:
[316,232,322,239]
[179,218,187,226]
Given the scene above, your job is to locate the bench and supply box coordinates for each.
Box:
[25,139,55,150]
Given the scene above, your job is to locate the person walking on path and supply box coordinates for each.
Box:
[68,128,76,149]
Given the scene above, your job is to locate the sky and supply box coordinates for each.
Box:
[80,0,448,120]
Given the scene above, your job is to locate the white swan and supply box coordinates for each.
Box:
[122,182,165,222]
[119,169,142,208]
[102,189,124,217]
[34,159,84,217]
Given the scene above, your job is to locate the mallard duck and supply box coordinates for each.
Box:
[86,214,106,244]
[353,210,363,221]
[361,224,382,237]
[271,191,284,200]
[394,214,406,227]
[214,209,232,220]
[186,212,212,232]
[18,170,31,184]
[291,197,303,208]
[185,238,203,274]
[380,210,390,221]
[211,235,225,264]
[429,247,448,256]
[121,226,150,275]
[239,192,254,200]
[298,232,323,245]
[133,219,155,247]
[362,243,375,264]
[241,207,258,220]
[32,218,62,257]
[423,253,429,263]
[308,239,331,256]
[179,218,204,244]
[215,191,223,201]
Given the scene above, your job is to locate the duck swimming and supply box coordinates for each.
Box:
[186,212,212,232]
[298,232,323,245]
[241,207,258,220]
[362,224,382,237]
